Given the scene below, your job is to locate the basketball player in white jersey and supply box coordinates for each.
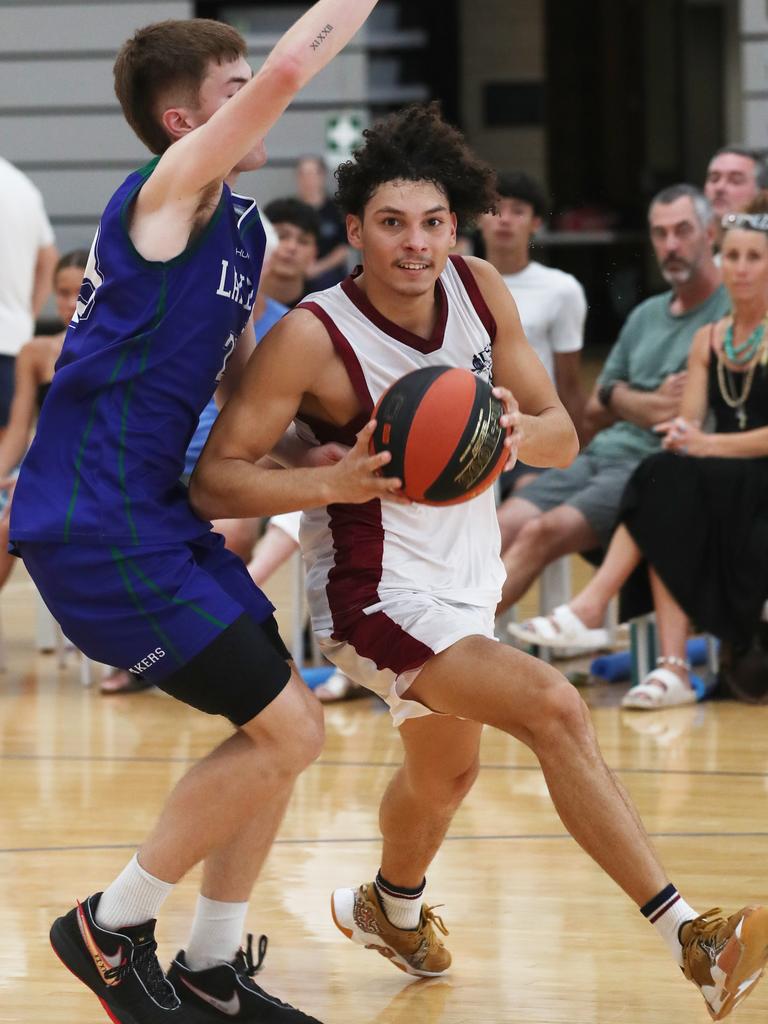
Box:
[192,104,768,1020]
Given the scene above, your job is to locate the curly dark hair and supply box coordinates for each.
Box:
[334,102,498,225]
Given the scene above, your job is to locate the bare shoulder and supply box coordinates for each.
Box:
[259,306,335,354]
[691,318,722,362]
[245,305,337,384]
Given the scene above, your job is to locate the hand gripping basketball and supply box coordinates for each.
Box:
[327,421,409,505]
[369,366,512,505]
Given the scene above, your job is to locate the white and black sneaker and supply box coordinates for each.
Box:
[168,934,323,1022]
[49,892,181,1023]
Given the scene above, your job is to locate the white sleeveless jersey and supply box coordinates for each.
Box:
[296,256,506,638]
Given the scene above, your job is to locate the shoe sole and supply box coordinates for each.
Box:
[703,906,768,1021]
[50,919,127,1024]
[330,890,448,979]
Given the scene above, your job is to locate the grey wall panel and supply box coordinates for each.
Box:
[0,2,192,55]
[292,55,366,103]
[51,223,100,256]
[4,104,367,165]
[27,168,136,217]
[0,58,118,109]
[0,53,365,110]
[0,113,146,163]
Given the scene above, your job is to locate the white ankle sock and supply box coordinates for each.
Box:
[96,854,175,930]
[374,872,424,931]
[185,895,249,972]
[641,885,698,966]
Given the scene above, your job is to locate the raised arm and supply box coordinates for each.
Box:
[189,309,401,521]
[148,1,378,201]
[464,257,578,468]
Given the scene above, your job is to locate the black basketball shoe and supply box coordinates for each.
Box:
[49,892,181,1023]
[168,934,324,1022]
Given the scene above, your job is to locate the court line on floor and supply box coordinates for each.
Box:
[2,751,767,781]
[2,830,768,855]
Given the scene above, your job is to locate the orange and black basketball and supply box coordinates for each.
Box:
[370,365,510,506]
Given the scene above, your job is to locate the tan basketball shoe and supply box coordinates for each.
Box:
[681,905,768,1020]
[330,883,451,977]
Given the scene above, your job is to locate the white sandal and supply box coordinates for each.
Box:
[507,604,609,651]
[621,666,697,710]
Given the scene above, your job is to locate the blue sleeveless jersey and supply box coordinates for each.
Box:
[10,159,265,546]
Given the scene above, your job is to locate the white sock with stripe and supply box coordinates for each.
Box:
[95,853,174,930]
[640,884,698,966]
[375,871,425,931]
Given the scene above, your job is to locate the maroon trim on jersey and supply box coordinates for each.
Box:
[297,301,374,416]
[326,499,434,674]
[448,255,497,343]
[340,268,449,354]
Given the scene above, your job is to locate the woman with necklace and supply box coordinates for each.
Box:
[510,194,768,708]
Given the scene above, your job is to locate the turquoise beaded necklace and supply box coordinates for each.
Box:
[723,312,768,366]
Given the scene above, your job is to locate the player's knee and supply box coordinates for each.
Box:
[446,758,480,805]
[287,698,325,770]
[410,757,480,809]
[532,676,590,747]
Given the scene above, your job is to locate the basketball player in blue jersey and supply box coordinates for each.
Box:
[193,104,768,1021]
[8,7,407,1024]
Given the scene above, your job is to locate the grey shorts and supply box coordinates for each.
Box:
[516,452,639,547]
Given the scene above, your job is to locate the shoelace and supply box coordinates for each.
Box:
[422,905,449,938]
[685,908,726,942]
[106,939,179,1009]
[235,933,269,977]
[682,908,731,966]
[232,934,313,1016]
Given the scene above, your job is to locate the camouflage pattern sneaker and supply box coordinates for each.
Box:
[330,882,451,977]
[681,906,768,1020]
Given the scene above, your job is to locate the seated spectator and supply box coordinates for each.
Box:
[704,145,768,250]
[496,184,728,615]
[0,249,87,587]
[509,195,768,709]
[295,155,350,289]
[261,197,320,308]
[478,171,587,491]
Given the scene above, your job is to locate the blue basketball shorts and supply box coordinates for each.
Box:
[16,531,292,724]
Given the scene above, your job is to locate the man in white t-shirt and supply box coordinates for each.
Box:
[0,157,58,429]
[479,171,586,490]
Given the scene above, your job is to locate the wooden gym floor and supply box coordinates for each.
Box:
[1,558,767,1024]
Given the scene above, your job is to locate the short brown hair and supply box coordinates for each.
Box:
[113,19,246,155]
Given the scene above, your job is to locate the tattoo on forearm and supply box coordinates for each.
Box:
[311,24,334,50]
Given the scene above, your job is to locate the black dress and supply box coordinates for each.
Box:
[618,342,768,644]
